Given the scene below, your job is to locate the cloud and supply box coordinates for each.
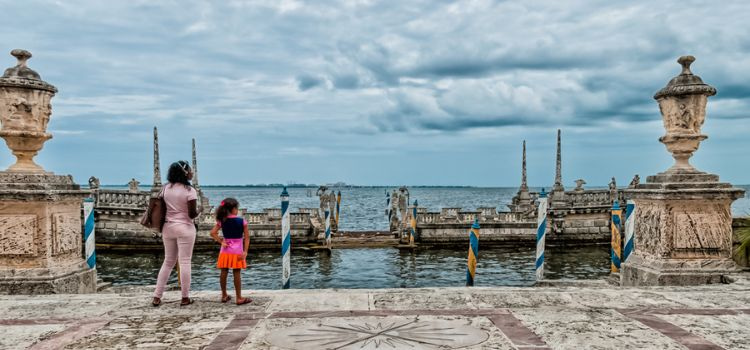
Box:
[1,0,748,185]
[295,74,325,91]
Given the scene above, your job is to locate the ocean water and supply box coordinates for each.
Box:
[98,245,610,290]
[96,185,749,289]
[199,185,750,231]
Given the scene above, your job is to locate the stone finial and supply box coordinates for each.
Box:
[628,174,640,188]
[11,49,31,67]
[1,49,52,89]
[128,178,140,192]
[152,127,162,189]
[574,179,586,191]
[678,55,695,75]
[654,55,716,100]
[88,176,100,190]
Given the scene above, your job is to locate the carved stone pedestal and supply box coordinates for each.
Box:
[621,177,743,286]
[0,173,95,294]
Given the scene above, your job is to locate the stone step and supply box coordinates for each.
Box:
[96,278,112,292]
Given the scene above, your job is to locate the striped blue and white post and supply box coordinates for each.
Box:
[336,191,341,228]
[386,190,391,221]
[280,187,291,289]
[466,218,480,286]
[535,189,548,281]
[324,209,331,251]
[409,199,418,246]
[611,201,623,273]
[623,200,636,264]
[83,197,96,269]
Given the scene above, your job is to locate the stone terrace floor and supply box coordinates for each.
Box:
[3,274,750,349]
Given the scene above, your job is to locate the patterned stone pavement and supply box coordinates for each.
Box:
[2,275,750,349]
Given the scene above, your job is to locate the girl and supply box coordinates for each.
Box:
[210,198,252,305]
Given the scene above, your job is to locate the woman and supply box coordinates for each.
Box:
[152,160,200,306]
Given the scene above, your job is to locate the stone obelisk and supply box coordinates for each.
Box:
[621,56,745,286]
[0,50,96,294]
[151,126,162,194]
[510,141,532,214]
[551,129,565,204]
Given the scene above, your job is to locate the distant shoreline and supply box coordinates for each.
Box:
[98,184,750,189]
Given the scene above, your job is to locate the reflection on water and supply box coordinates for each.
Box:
[97,245,610,290]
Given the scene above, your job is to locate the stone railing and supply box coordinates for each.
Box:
[495,212,527,223]
[245,212,267,224]
[441,208,461,218]
[478,206,497,218]
[95,190,149,209]
[291,212,311,224]
[459,211,480,223]
[264,208,281,218]
[417,212,441,224]
[242,209,314,226]
[298,208,320,218]
[565,190,612,207]
[416,208,531,225]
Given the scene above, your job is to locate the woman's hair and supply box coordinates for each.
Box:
[216,197,239,222]
[167,160,191,187]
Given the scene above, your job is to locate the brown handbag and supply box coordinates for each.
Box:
[140,187,166,232]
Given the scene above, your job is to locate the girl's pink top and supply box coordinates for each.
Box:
[218,215,247,255]
[163,183,198,226]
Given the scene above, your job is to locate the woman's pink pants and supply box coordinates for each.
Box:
[153,222,196,299]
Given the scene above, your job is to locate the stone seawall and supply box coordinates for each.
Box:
[733,217,750,266]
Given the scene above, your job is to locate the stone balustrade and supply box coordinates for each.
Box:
[245,212,267,224]
[478,206,497,218]
[417,212,441,224]
[440,208,460,218]
[264,208,281,218]
[298,207,320,218]
[95,189,149,209]
[459,211,480,223]
[291,212,310,224]
[415,208,527,225]
[495,212,526,224]
[566,190,611,207]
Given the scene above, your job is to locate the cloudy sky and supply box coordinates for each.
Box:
[1,0,748,186]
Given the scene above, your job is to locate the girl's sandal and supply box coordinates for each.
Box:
[236,297,252,306]
[152,297,162,307]
[221,295,232,303]
[180,298,195,306]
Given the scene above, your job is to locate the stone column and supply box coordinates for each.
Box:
[621,56,745,286]
[0,50,96,294]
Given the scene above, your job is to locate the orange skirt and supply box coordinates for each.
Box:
[217,252,247,269]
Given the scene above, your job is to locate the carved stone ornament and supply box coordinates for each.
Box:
[0,49,58,173]
[654,56,715,173]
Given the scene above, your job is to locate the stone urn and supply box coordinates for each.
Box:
[653,55,716,174]
[0,49,57,173]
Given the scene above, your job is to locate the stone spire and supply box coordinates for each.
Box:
[553,129,564,192]
[191,138,200,189]
[520,140,528,192]
[152,126,162,190]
